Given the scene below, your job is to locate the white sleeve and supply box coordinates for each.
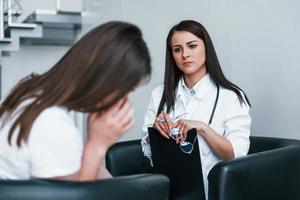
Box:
[223,92,251,158]
[27,107,83,178]
[141,86,163,161]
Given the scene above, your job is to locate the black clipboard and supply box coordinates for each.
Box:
[148,127,205,200]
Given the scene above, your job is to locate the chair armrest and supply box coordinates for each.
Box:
[208,146,300,200]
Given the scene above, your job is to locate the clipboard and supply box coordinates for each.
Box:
[148,127,205,200]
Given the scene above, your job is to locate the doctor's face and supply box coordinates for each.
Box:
[171,31,207,79]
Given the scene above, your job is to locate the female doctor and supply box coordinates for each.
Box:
[141,20,251,198]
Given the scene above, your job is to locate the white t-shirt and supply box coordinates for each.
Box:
[0,105,83,179]
[141,74,251,198]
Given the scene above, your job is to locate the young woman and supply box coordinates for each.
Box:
[0,21,151,181]
[141,20,251,197]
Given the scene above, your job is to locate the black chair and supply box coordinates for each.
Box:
[208,136,300,200]
[0,174,169,200]
[106,136,300,200]
[106,140,154,176]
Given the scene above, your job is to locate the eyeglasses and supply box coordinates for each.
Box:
[162,112,196,154]
[169,127,197,154]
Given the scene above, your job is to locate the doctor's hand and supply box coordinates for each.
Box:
[174,119,208,141]
[153,113,173,139]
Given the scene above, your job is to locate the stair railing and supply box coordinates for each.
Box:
[7,0,36,28]
[0,0,5,40]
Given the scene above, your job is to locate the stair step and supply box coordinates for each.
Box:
[22,10,81,45]
[0,25,42,53]
[0,38,12,43]
[8,23,37,29]
[25,9,81,28]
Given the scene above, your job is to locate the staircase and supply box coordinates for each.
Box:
[0,0,82,96]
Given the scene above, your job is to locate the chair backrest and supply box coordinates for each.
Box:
[106,140,154,176]
[0,174,169,200]
[249,136,300,154]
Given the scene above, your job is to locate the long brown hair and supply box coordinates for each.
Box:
[157,20,250,115]
[0,21,151,146]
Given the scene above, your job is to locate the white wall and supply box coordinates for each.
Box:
[230,0,300,139]
[2,0,300,141]
[2,45,69,96]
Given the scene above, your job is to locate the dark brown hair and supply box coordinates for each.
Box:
[157,20,250,115]
[0,21,151,146]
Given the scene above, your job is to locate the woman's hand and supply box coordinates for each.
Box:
[174,119,235,160]
[174,119,207,141]
[153,113,173,139]
[87,96,135,153]
[77,96,135,181]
